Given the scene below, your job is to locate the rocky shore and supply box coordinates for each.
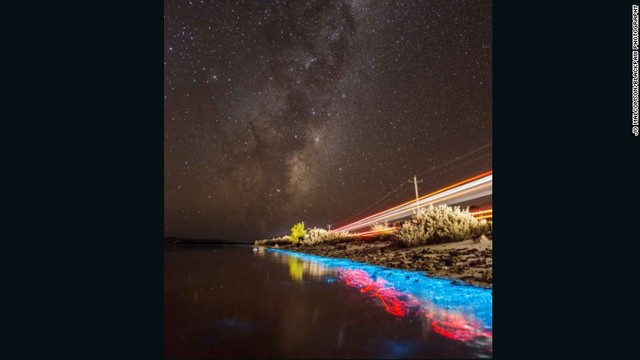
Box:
[261,236,493,288]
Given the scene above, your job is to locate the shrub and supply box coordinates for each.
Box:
[397,221,427,246]
[371,221,390,232]
[302,228,353,245]
[370,221,394,241]
[303,227,330,245]
[290,222,306,244]
[328,231,355,244]
[254,236,291,246]
[397,204,492,246]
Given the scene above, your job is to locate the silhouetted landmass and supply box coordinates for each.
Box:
[164,237,246,245]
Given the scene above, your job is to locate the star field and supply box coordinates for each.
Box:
[164,0,492,241]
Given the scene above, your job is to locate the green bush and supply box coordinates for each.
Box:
[397,204,492,246]
[290,222,306,244]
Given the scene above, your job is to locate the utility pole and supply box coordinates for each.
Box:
[409,175,423,213]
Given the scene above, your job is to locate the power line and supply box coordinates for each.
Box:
[329,142,492,228]
[330,151,491,228]
[331,182,408,228]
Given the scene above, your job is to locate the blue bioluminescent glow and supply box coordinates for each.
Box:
[266,248,492,351]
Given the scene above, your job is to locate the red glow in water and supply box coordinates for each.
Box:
[338,268,492,346]
[339,269,420,317]
[341,269,372,288]
[430,315,492,342]
[373,287,421,317]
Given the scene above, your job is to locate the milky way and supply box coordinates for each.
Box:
[165,0,492,241]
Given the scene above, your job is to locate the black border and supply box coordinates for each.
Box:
[494,2,636,358]
[8,1,636,358]
[10,2,165,358]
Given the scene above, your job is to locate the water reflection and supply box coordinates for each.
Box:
[257,247,492,355]
[257,247,335,281]
[288,257,304,281]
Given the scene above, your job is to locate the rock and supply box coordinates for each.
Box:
[474,235,491,244]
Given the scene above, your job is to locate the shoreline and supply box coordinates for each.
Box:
[258,237,492,288]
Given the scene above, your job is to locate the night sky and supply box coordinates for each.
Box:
[164,0,492,241]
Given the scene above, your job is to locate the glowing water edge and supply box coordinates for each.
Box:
[265,247,493,357]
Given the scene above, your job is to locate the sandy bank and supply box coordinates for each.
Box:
[261,236,492,288]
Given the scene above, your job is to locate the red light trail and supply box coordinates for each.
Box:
[334,171,493,234]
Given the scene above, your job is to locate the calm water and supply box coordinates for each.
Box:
[165,245,492,359]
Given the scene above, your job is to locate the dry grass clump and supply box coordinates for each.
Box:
[371,221,390,232]
[302,228,353,245]
[397,204,492,246]
[254,236,291,246]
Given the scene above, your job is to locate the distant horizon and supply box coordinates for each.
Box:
[164,236,252,244]
[165,193,492,243]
